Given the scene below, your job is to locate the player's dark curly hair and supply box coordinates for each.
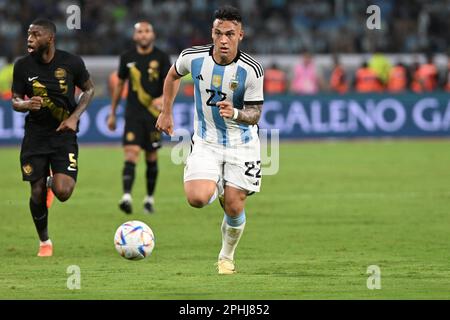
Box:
[214,5,242,23]
[31,18,57,34]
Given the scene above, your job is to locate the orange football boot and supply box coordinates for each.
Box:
[38,242,53,257]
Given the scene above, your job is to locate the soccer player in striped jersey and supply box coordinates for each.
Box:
[156,5,264,274]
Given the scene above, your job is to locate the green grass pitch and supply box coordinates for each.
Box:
[1,140,450,299]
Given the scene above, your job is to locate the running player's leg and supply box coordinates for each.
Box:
[51,173,76,202]
[49,135,79,202]
[29,177,49,241]
[184,179,218,208]
[29,177,53,257]
[217,139,262,274]
[217,185,247,274]
[21,141,54,256]
[183,139,223,208]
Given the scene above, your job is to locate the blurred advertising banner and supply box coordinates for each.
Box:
[1,93,450,145]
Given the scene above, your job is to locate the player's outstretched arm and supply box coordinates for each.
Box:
[56,78,95,132]
[156,65,182,136]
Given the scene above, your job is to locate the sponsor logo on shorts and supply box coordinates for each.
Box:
[67,166,77,172]
[22,164,33,176]
[126,132,135,142]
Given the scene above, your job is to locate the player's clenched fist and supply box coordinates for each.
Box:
[216,101,234,119]
[156,112,174,136]
[28,96,43,111]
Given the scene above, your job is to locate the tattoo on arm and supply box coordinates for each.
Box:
[236,104,262,125]
[73,79,95,119]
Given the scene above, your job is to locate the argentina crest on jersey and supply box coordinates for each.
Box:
[229,73,239,91]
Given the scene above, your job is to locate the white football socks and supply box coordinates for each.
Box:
[40,239,52,246]
[122,193,132,202]
[219,211,246,261]
[144,195,154,204]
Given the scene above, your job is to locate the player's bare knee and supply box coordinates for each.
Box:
[185,189,210,208]
[124,146,140,163]
[224,204,244,217]
[146,151,157,162]
[52,175,75,202]
[186,195,208,208]
[223,197,245,216]
[52,180,75,202]
[54,186,73,202]
[125,155,138,163]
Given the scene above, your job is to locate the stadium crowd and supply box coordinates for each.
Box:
[0,0,449,97]
[260,52,450,95]
[0,0,449,56]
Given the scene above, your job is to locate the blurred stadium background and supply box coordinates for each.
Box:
[1,0,450,300]
[0,0,449,143]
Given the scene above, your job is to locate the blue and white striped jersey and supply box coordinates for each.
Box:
[175,44,264,147]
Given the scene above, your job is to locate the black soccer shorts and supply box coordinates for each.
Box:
[122,115,162,151]
[20,131,79,182]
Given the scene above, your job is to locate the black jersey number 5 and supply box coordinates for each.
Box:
[206,89,227,106]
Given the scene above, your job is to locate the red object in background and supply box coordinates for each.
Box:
[264,68,287,94]
[1,91,12,100]
[411,63,438,93]
[387,65,408,92]
[355,67,384,93]
[183,83,194,97]
[330,65,348,94]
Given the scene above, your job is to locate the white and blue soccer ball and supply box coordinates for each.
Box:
[114,220,155,260]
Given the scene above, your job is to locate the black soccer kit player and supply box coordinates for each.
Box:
[117,46,171,212]
[118,47,171,150]
[13,49,90,183]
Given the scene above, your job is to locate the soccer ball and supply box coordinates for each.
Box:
[114,220,155,260]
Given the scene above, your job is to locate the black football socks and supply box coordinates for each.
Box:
[122,161,136,194]
[146,160,158,197]
[29,198,49,242]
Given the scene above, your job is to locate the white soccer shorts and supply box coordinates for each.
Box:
[183,137,262,193]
